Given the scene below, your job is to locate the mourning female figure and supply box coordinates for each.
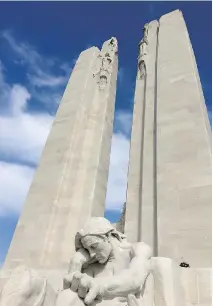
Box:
[57,217,152,306]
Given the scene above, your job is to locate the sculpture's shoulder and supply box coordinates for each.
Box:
[131,241,152,259]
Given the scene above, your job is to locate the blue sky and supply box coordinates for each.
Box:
[0,1,212,265]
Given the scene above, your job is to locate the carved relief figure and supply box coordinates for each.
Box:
[98,56,112,89]
[137,60,146,80]
[58,217,152,306]
[137,23,149,80]
[108,37,118,55]
[138,24,149,58]
[143,23,149,43]
[93,38,118,90]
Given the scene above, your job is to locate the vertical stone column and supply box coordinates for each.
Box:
[157,10,211,267]
[4,38,118,271]
[125,21,159,253]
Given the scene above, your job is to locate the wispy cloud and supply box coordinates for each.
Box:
[28,74,67,88]
[0,162,34,216]
[0,61,53,167]
[114,110,133,137]
[1,30,71,111]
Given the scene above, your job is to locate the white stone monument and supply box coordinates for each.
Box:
[0,9,211,306]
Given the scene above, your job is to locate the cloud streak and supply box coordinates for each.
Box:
[0,162,34,216]
[1,30,71,112]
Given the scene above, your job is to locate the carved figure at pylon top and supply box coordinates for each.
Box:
[108,37,118,54]
[143,23,149,43]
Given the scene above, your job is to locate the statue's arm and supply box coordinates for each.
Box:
[64,248,92,289]
[68,248,91,273]
[100,242,152,299]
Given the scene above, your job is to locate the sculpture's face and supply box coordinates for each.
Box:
[81,235,112,264]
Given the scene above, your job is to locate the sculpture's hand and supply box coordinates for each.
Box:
[71,272,84,292]
[64,248,91,290]
[63,272,76,289]
[77,273,93,299]
[84,279,105,305]
[64,271,89,291]
[64,271,96,301]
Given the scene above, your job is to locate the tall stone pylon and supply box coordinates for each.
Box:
[125,10,211,267]
[4,38,118,270]
[125,20,159,253]
[156,10,211,268]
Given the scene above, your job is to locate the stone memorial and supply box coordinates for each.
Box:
[0,9,211,306]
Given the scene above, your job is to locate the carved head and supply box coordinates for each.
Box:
[75,217,125,264]
[81,234,112,264]
[108,37,118,53]
[143,23,149,33]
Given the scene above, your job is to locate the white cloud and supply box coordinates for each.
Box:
[0,62,53,166]
[114,110,133,136]
[105,132,130,212]
[1,31,70,111]
[28,73,67,88]
[2,30,58,78]
[0,162,34,216]
[9,85,30,115]
[0,112,53,165]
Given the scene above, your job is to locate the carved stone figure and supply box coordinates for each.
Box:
[138,24,149,56]
[138,41,147,58]
[60,217,152,306]
[137,24,149,80]
[93,38,118,90]
[143,23,149,42]
[108,37,118,55]
[98,56,112,89]
[137,60,146,80]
